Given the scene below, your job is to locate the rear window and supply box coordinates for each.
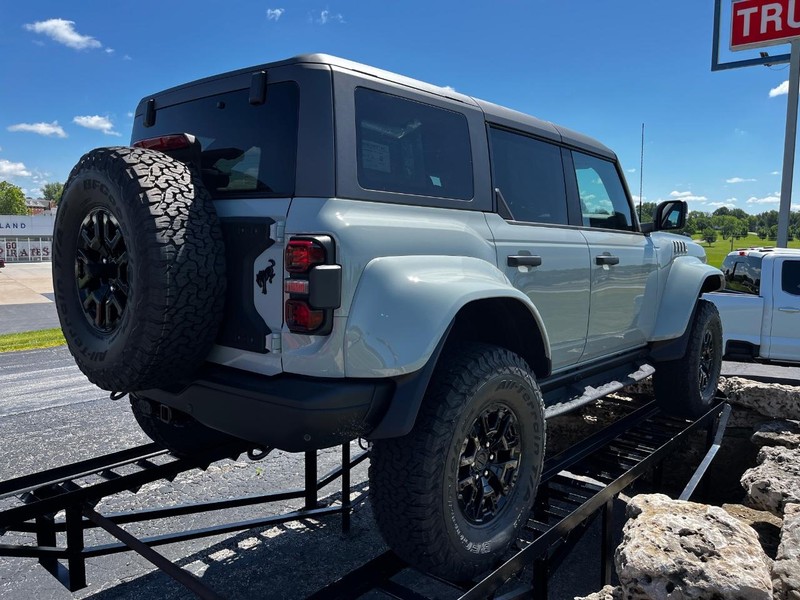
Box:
[355,87,473,200]
[722,255,761,294]
[132,82,299,198]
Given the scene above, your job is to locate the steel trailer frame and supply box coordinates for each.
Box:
[0,397,730,599]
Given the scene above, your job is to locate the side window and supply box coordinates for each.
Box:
[489,128,568,224]
[354,88,473,200]
[724,257,761,294]
[572,152,634,231]
[781,260,800,296]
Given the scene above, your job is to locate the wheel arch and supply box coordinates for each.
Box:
[368,296,550,440]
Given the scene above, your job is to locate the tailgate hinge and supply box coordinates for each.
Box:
[269,333,282,353]
[269,220,286,244]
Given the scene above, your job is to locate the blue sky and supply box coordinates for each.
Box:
[0,0,797,215]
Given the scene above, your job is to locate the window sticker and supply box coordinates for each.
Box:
[429,175,442,187]
[361,140,391,173]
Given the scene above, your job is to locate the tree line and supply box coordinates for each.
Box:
[0,180,64,215]
[638,201,800,246]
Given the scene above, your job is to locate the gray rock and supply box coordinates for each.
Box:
[574,585,623,600]
[719,377,800,420]
[773,503,800,600]
[751,419,800,449]
[741,446,800,516]
[722,503,784,559]
[616,494,773,600]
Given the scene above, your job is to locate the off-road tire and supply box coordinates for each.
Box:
[53,146,225,391]
[369,343,546,580]
[130,395,236,457]
[653,299,723,418]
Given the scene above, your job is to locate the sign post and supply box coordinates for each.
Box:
[726,0,800,247]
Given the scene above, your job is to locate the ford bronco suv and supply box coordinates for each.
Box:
[53,54,725,580]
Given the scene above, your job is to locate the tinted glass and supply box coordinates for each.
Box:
[355,88,473,200]
[489,128,568,224]
[723,256,761,294]
[782,260,800,296]
[132,82,299,198]
[573,152,634,231]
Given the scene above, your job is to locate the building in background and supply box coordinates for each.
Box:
[25,197,55,215]
[0,214,56,262]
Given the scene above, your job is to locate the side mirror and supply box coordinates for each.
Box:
[642,200,687,233]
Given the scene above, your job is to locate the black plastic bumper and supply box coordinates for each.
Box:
[143,365,394,452]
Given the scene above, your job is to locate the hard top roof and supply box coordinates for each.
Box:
[730,247,800,257]
[145,53,616,160]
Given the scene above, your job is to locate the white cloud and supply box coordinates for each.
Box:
[73,115,120,136]
[770,80,790,97]
[747,195,781,204]
[627,168,637,173]
[123,54,132,61]
[24,19,102,50]
[0,159,32,178]
[105,48,114,54]
[267,8,285,20]
[8,121,67,138]
[442,85,456,92]
[669,190,707,202]
[126,111,134,118]
[316,10,345,24]
[771,171,780,175]
[709,201,737,209]
[726,177,756,183]
[726,197,739,203]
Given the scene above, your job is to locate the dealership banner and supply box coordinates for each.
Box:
[0,214,56,237]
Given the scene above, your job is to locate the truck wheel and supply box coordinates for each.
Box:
[653,299,723,419]
[53,147,225,392]
[130,395,236,457]
[369,343,546,580]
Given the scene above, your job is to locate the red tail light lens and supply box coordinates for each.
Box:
[133,134,192,151]
[285,240,326,273]
[285,300,324,332]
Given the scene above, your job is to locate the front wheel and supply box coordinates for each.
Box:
[369,343,546,580]
[653,299,723,418]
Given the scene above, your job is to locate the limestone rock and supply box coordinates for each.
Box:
[773,503,800,600]
[741,446,800,516]
[719,377,800,420]
[722,503,784,559]
[751,419,800,449]
[574,585,623,600]
[616,494,772,600]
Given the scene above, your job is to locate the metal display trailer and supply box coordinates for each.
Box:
[0,397,730,599]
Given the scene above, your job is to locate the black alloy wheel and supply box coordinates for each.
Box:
[698,328,717,396]
[76,209,130,333]
[457,404,521,525]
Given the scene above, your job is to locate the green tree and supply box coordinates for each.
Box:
[757,227,768,240]
[637,201,657,224]
[701,227,717,246]
[41,182,64,205]
[0,181,27,215]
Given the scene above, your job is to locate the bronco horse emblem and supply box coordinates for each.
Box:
[256,259,276,295]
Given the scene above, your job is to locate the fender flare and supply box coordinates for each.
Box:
[344,255,551,378]
[649,257,724,360]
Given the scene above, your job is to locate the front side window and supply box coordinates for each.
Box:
[132,82,299,198]
[355,88,473,200]
[573,152,634,231]
[782,260,800,296]
[489,128,568,224]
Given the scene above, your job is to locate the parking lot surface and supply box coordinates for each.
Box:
[0,262,58,334]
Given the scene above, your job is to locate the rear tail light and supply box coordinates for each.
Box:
[285,240,326,273]
[133,133,194,151]
[284,236,341,335]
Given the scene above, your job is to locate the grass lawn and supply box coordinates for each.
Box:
[0,328,66,353]
[693,233,800,268]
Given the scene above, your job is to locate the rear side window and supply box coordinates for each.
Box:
[572,152,634,231]
[133,82,299,198]
[489,128,568,225]
[354,88,473,200]
[722,256,761,294]
[781,260,800,296]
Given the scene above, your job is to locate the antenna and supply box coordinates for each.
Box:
[638,123,645,221]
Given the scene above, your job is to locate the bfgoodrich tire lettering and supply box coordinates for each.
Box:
[369,343,546,580]
[53,146,225,391]
[653,299,722,418]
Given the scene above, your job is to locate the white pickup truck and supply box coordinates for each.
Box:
[704,247,800,364]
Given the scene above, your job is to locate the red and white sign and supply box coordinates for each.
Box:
[731,0,800,50]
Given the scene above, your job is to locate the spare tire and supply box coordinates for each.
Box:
[53,146,226,391]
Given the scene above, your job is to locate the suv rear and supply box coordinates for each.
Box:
[53,54,724,579]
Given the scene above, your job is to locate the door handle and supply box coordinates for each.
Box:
[595,254,620,266]
[507,255,542,267]
[778,307,800,313]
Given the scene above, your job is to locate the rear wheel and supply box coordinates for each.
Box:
[130,395,237,457]
[369,343,546,580]
[653,299,723,418]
